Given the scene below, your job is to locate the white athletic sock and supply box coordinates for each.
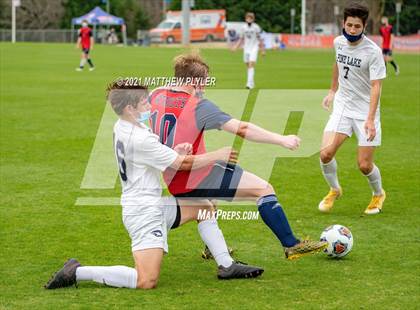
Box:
[76,266,137,289]
[320,158,340,190]
[198,219,233,268]
[247,67,254,87]
[365,164,383,196]
[79,59,86,68]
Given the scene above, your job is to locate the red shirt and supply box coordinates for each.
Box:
[79,27,92,49]
[149,88,214,195]
[380,25,393,49]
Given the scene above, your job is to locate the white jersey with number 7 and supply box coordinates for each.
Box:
[333,35,386,120]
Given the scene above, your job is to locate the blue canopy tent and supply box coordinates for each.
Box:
[71,7,126,45]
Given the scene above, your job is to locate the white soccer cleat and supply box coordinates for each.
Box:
[75,67,83,71]
[318,188,342,212]
[89,67,95,71]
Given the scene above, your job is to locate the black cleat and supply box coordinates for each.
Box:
[44,258,81,289]
[217,261,264,280]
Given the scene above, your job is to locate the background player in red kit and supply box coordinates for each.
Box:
[76,20,95,71]
[380,16,399,75]
[149,53,327,260]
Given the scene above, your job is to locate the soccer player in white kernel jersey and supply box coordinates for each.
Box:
[233,12,265,89]
[44,82,263,291]
[319,2,386,215]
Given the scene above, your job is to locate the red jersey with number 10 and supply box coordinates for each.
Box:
[380,25,393,49]
[149,88,214,194]
[79,27,92,49]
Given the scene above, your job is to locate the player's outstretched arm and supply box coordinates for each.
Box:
[76,37,81,49]
[170,147,238,171]
[221,119,300,150]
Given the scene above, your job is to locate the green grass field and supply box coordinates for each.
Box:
[1,43,419,309]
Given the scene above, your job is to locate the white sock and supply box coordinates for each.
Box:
[365,164,383,196]
[320,158,340,190]
[76,266,137,289]
[198,219,233,268]
[79,59,86,68]
[247,67,254,87]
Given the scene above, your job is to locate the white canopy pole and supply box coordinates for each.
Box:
[181,0,190,46]
[11,0,21,43]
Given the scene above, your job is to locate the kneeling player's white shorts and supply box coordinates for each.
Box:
[244,47,258,63]
[324,113,381,146]
[122,197,179,254]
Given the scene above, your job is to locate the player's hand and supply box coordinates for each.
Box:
[174,143,193,155]
[322,91,335,111]
[261,50,266,57]
[280,135,301,151]
[216,147,238,164]
[364,119,376,141]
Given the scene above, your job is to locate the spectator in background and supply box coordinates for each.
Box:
[76,20,95,72]
[380,16,399,75]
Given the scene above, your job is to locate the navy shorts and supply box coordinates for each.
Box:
[82,48,90,54]
[174,161,244,201]
[382,48,392,56]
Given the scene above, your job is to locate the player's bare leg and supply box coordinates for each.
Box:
[233,171,327,259]
[318,131,348,212]
[358,146,386,214]
[133,248,163,289]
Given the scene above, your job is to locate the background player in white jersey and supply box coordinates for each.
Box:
[45,82,263,291]
[319,2,386,215]
[233,12,265,89]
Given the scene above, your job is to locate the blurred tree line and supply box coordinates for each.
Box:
[169,0,303,33]
[0,0,418,37]
[169,0,419,35]
[0,0,150,38]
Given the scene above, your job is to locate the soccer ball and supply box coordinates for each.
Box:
[320,225,353,258]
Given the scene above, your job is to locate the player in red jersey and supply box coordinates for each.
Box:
[380,16,399,75]
[149,53,327,260]
[76,20,95,71]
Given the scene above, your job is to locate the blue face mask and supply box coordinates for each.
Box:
[342,28,364,43]
[136,111,151,124]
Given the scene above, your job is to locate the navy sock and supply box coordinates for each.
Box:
[257,194,298,248]
[87,59,94,67]
[390,60,398,71]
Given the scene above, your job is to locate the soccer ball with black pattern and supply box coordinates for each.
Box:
[320,225,353,258]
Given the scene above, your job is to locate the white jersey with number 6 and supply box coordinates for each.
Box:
[333,35,386,120]
[241,23,262,51]
[113,119,177,215]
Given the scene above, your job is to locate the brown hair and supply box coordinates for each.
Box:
[106,80,148,115]
[245,12,255,20]
[173,52,209,80]
[344,2,369,25]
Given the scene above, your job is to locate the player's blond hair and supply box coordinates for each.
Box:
[245,12,255,20]
[173,52,209,80]
[106,81,148,115]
